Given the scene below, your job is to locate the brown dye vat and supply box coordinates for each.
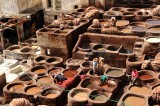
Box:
[68,88,89,106]
[46,93,57,98]
[124,96,145,106]
[86,83,97,90]
[25,85,42,95]
[63,69,78,78]
[73,92,88,101]
[48,69,61,75]
[42,89,60,99]
[147,27,160,34]
[8,83,24,92]
[101,80,117,92]
[120,26,132,34]
[139,74,153,81]
[116,20,129,27]
[37,76,52,85]
[100,21,108,25]
[33,69,46,75]
[80,78,100,90]
[106,69,124,77]
[129,86,152,96]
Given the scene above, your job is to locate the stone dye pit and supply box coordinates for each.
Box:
[73,92,88,101]
[129,86,152,96]
[25,85,42,95]
[63,69,78,78]
[8,83,24,92]
[124,96,145,106]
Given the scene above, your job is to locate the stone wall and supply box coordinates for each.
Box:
[1,0,42,14]
[61,0,80,11]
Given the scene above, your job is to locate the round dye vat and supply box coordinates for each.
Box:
[106,69,124,77]
[139,74,153,81]
[46,93,57,98]
[93,45,105,51]
[49,69,60,75]
[73,92,88,101]
[97,47,105,51]
[93,94,107,101]
[147,20,160,26]
[46,58,59,64]
[42,89,60,99]
[67,58,84,66]
[63,69,78,78]
[124,96,145,106]
[86,83,96,90]
[78,43,91,52]
[146,37,160,44]
[147,28,160,34]
[116,20,129,27]
[37,76,52,84]
[26,86,42,95]
[8,83,24,92]
[20,47,32,53]
[35,56,46,63]
[33,69,46,75]
[100,21,109,25]
[19,73,34,81]
[132,26,146,32]
[129,86,152,96]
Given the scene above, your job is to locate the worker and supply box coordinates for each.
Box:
[55,73,66,84]
[92,58,99,76]
[9,98,33,106]
[100,75,108,86]
[131,69,139,85]
[61,78,74,89]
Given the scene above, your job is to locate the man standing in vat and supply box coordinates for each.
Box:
[92,58,99,76]
[131,69,139,85]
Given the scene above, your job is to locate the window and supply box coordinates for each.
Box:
[48,0,52,7]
